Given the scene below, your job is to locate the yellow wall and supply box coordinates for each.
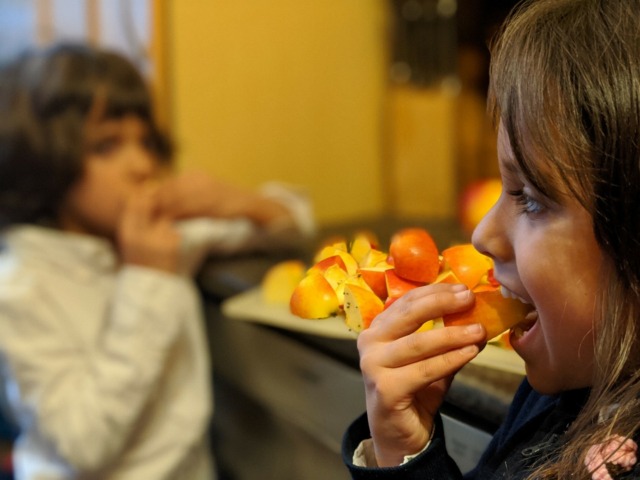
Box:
[168,1,389,224]
[388,85,458,219]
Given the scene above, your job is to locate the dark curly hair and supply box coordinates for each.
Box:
[0,43,173,228]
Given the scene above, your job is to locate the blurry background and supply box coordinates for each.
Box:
[0,0,517,226]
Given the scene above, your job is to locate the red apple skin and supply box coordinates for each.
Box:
[358,267,390,300]
[384,269,424,299]
[389,228,440,283]
[307,254,347,274]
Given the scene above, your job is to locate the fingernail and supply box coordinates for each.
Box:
[454,289,471,300]
[451,283,467,292]
[460,345,479,356]
[465,323,482,334]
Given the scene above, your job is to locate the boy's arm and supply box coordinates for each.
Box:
[157,172,314,236]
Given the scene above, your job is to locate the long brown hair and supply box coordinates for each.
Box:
[489,0,640,477]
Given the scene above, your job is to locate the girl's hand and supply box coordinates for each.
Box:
[358,283,484,467]
[157,171,292,227]
[117,189,180,274]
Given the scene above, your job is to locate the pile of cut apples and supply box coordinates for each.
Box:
[261,227,529,341]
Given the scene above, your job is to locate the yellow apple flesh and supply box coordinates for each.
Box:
[262,260,306,305]
[349,231,379,266]
[443,288,530,340]
[344,284,384,332]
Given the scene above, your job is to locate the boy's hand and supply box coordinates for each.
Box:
[157,171,292,227]
[358,283,484,467]
[117,189,180,274]
[157,172,252,219]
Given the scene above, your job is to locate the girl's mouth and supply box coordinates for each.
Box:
[511,310,539,340]
[500,285,538,340]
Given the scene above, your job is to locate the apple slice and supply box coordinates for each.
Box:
[359,266,392,300]
[433,269,460,285]
[261,260,306,305]
[441,244,492,289]
[359,248,391,269]
[389,228,440,283]
[313,246,359,275]
[443,288,530,340]
[385,269,424,299]
[349,231,379,266]
[307,254,347,274]
[344,284,384,332]
[322,263,351,306]
[290,272,340,319]
[313,238,348,263]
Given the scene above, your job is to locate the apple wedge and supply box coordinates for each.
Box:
[389,228,440,283]
[290,272,340,319]
[344,284,384,332]
[261,260,306,305]
[441,244,492,289]
[358,265,391,300]
[443,288,530,340]
[307,254,347,274]
[385,269,424,300]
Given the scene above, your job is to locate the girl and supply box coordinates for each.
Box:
[342,0,640,479]
[0,43,313,480]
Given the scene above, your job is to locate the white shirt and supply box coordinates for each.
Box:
[0,186,314,480]
[0,225,213,480]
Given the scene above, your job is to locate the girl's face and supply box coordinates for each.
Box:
[57,114,163,239]
[472,124,603,395]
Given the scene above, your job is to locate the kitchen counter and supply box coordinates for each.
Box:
[199,216,524,479]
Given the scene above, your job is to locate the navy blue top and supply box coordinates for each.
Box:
[341,378,616,479]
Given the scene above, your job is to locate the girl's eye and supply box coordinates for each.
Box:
[507,188,546,215]
[89,137,118,156]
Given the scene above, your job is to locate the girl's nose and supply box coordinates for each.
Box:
[471,193,509,262]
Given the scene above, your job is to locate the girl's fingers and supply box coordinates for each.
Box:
[363,283,474,341]
[368,343,480,405]
[375,323,485,369]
